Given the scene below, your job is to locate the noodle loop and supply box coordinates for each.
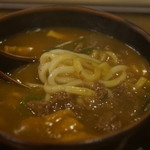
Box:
[38,49,129,99]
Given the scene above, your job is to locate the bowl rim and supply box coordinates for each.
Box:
[0,5,150,148]
[0,5,150,37]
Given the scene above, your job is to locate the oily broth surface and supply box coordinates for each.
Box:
[0,27,140,58]
[0,27,90,57]
[0,27,150,142]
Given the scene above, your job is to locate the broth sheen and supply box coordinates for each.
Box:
[0,27,150,143]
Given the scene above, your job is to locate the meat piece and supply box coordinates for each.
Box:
[51,91,73,102]
[27,84,109,116]
[93,82,108,99]
[27,100,52,116]
[113,82,134,97]
[77,82,109,111]
[50,92,75,112]
[27,92,74,116]
[94,112,122,132]
[112,82,139,107]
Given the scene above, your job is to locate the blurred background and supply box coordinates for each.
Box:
[0,0,150,12]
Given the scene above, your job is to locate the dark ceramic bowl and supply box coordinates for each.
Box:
[0,6,150,150]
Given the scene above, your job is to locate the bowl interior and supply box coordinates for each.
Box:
[0,6,150,150]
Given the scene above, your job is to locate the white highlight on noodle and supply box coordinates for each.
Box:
[38,49,128,98]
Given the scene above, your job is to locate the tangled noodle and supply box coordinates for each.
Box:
[38,49,129,99]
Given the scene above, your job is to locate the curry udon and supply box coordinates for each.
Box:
[0,27,150,143]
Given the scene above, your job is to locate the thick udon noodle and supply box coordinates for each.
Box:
[38,49,147,101]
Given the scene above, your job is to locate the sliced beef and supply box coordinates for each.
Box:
[51,91,73,102]
[27,92,74,116]
[26,83,109,116]
[113,82,134,98]
[93,82,108,99]
[94,112,122,132]
[27,100,52,116]
[78,82,109,110]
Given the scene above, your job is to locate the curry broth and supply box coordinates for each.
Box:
[0,27,150,142]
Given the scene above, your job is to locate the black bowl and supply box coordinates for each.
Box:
[0,6,149,150]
